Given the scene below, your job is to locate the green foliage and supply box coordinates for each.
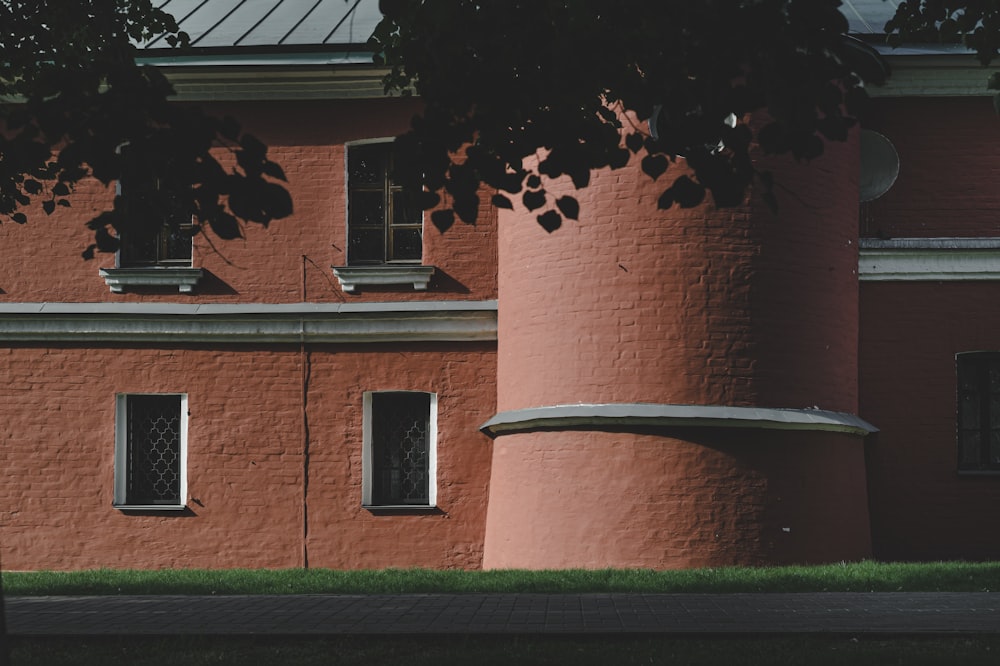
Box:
[371,0,890,231]
[5,561,1000,595]
[0,1,290,256]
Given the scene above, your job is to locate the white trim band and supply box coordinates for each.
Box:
[0,301,497,344]
[332,265,435,292]
[859,238,1000,281]
[481,403,878,438]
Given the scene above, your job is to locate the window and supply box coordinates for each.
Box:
[99,147,203,293]
[117,162,193,268]
[957,353,1000,473]
[114,394,187,509]
[347,141,423,265]
[362,391,437,508]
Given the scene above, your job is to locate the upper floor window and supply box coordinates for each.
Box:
[957,353,1000,473]
[117,166,193,268]
[347,141,422,265]
[362,391,437,508]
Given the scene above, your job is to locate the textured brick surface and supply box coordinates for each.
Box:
[497,136,860,414]
[483,429,871,570]
[0,343,496,570]
[860,281,1000,561]
[862,97,1000,239]
[0,98,497,304]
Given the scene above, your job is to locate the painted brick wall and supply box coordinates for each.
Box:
[484,429,871,570]
[862,97,1000,239]
[497,134,860,414]
[0,342,495,570]
[860,281,1000,561]
[0,98,497,304]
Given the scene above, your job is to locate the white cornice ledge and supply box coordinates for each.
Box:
[332,265,435,292]
[100,267,204,293]
[481,403,878,438]
[0,301,497,343]
[870,55,993,97]
[859,237,1000,281]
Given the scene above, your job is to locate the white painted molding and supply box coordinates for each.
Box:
[332,266,435,292]
[859,238,1000,281]
[481,403,878,438]
[0,301,497,343]
[99,268,205,293]
[871,55,993,97]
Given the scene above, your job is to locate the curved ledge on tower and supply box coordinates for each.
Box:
[481,403,878,439]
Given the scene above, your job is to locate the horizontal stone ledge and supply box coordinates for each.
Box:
[0,301,497,344]
[859,237,1000,281]
[481,403,878,438]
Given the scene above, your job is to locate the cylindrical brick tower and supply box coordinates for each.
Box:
[482,132,875,569]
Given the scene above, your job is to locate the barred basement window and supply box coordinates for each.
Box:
[957,353,1000,473]
[346,141,422,265]
[362,391,437,508]
[114,394,188,509]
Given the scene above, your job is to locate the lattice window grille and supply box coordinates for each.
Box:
[126,395,182,504]
[371,392,431,505]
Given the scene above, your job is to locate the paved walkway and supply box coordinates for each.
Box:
[4,593,1000,636]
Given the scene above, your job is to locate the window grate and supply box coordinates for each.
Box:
[371,392,430,505]
[126,395,182,504]
[957,353,1000,472]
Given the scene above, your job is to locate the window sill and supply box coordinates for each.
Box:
[332,265,435,293]
[362,504,440,514]
[114,504,187,511]
[100,267,204,293]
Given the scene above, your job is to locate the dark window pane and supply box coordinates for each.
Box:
[126,395,181,505]
[350,190,386,229]
[391,227,422,262]
[371,392,430,505]
[348,227,385,263]
[392,189,421,226]
[959,431,981,467]
[349,145,384,184]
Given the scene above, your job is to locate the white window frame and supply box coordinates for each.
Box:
[113,393,188,511]
[333,139,434,293]
[361,390,438,509]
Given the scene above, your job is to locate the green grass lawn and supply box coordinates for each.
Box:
[3,560,1000,595]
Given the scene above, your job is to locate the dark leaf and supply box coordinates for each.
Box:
[42,199,55,215]
[23,179,42,194]
[453,194,479,224]
[209,213,243,240]
[491,193,514,209]
[625,132,645,153]
[671,176,706,208]
[52,182,70,196]
[537,210,562,232]
[431,209,455,232]
[641,154,669,180]
[262,161,287,182]
[568,166,590,189]
[657,188,674,210]
[11,213,27,224]
[526,174,541,189]
[81,244,96,260]
[555,196,579,220]
[523,189,546,211]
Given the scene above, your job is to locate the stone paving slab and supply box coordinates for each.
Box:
[5,593,1000,636]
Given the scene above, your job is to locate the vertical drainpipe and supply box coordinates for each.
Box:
[301,255,311,569]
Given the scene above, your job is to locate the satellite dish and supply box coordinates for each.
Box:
[859,130,899,202]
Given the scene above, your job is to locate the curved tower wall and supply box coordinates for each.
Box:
[485,134,873,569]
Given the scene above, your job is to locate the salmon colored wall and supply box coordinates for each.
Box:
[496,135,860,414]
[0,342,495,571]
[862,97,1000,239]
[483,429,871,570]
[0,98,497,304]
[860,281,1000,561]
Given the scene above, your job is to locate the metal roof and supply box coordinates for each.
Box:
[139,0,966,60]
[145,0,382,50]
